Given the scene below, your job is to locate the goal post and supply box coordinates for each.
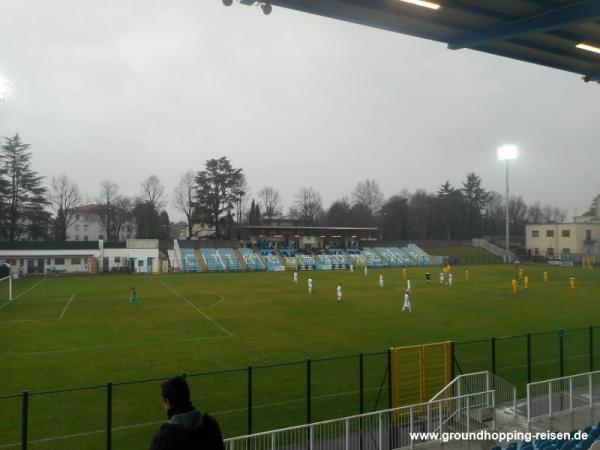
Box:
[390,341,452,407]
[0,275,12,302]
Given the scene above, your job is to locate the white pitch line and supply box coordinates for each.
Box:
[59,293,76,320]
[0,277,47,309]
[0,386,380,448]
[161,281,234,338]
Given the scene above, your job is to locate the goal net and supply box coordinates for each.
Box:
[0,275,12,303]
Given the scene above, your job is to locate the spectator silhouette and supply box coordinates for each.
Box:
[150,376,224,450]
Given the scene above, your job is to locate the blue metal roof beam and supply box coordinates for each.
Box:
[448,1,600,50]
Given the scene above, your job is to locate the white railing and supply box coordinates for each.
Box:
[173,240,183,271]
[430,371,517,415]
[472,238,512,262]
[527,370,600,423]
[224,391,496,450]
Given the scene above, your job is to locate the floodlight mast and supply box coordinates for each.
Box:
[497,145,518,263]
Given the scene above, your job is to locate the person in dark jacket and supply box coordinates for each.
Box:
[150,376,225,450]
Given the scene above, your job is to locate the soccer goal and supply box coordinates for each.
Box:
[0,275,12,302]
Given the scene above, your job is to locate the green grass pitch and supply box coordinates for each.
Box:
[0,264,599,449]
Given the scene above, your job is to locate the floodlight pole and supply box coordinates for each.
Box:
[505,160,510,262]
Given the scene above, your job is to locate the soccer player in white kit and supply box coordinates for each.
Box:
[379,274,384,288]
[406,278,412,292]
[349,263,354,273]
[448,273,453,286]
[307,278,313,294]
[364,266,368,276]
[439,272,444,285]
[336,283,342,302]
[293,271,298,284]
[402,289,411,312]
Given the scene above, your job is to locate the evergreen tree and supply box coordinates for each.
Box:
[0,134,49,241]
[195,157,244,239]
[461,173,489,238]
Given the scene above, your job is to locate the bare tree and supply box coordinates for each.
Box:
[352,179,384,215]
[49,175,82,241]
[172,171,196,239]
[258,186,282,224]
[97,180,119,240]
[140,174,165,211]
[292,187,324,225]
[112,196,133,240]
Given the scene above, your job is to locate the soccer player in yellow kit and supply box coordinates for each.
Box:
[543,271,549,283]
[511,279,518,295]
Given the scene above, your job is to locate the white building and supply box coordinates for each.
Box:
[525,196,600,258]
[66,204,136,242]
[0,239,160,274]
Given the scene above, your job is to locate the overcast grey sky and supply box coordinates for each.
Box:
[1,0,600,221]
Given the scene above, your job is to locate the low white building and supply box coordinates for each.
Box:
[0,239,160,274]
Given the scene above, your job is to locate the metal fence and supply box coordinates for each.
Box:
[224,391,496,450]
[453,326,599,393]
[527,370,600,423]
[3,325,600,449]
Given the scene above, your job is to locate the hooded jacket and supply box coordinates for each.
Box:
[150,404,224,450]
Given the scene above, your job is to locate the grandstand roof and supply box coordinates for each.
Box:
[246,0,600,83]
[238,225,379,231]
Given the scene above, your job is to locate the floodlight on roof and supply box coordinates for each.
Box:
[0,76,10,100]
[576,43,600,55]
[497,145,518,161]
[399,0,441,10]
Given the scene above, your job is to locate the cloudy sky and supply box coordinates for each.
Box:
[1,0,600,221]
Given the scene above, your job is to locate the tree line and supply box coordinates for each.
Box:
[1,134,574,242]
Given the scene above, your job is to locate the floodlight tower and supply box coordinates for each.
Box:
[497,145,518,262]
[0,76,10,101]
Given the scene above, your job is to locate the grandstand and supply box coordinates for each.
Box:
[296,253,316,270]
[240,247,266,271]
[218,248,242,271]
[168,242,435,273]
[201,248,226,272]
[265,254,285,271]
[179,247,202,272]
[362,248,386,268]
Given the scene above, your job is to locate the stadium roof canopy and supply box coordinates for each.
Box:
[236,0,600,83]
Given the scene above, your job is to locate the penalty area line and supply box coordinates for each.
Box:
[160,281,234,338]
[59,293,76,320]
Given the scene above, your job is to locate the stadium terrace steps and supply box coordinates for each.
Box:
[180,247,202,272]
[234,248,248,270]
[195,249,207,271]
[240,248,267,271]
[218,248,242,271]
[200,248,226,272]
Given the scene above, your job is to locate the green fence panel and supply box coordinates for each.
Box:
[111,379,165,450]
[362,352,389,412]
[186,369,248,439]
[563,327,591,376]
[0,394,23,448]
[530,331,561,382]
[252,361,306,433]
[453,339,491,376]
[28,387,106,450]
[311,355,360,422]
[495,335,528,393]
